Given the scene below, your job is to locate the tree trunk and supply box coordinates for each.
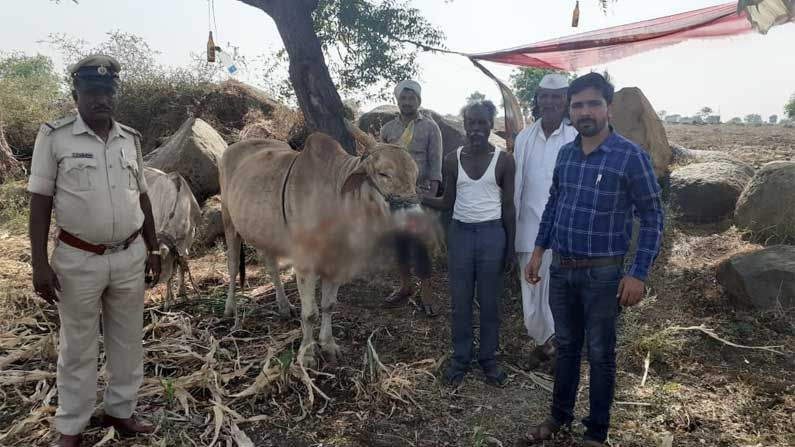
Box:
[237,0,357,154]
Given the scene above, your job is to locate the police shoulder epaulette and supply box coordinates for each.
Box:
[40,115,77,135]
[118,123,142,139]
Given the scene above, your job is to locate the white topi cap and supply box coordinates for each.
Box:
[538,73,570,90]
[394,80,422,99]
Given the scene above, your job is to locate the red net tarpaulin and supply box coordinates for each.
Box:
[469,2,759,71]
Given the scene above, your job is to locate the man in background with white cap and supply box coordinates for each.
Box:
[28,54,159,446]
[513,73,577,369]
[379,80,443,316]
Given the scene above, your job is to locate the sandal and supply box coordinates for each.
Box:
[582,437,607,446]
[524,417,561,444]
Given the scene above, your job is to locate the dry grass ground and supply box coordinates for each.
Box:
[1,124,794,446]
[666,123,795,169]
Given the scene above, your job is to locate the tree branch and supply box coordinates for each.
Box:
[384,34,454,56]
[236,0,318,16]
[235,0,275,14]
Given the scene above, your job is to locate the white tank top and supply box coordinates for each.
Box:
[453,147,503,223]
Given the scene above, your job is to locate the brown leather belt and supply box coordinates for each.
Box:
[552,253,624,269]
[58,228,142,255]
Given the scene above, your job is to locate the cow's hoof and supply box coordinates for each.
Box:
[277,304,296,320]
[321,342,341,365]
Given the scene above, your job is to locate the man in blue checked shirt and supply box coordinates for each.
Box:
[522,73,664,447]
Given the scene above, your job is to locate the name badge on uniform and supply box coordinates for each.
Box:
[71,152,94,159]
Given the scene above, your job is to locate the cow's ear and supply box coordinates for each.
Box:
[342,171,368,195]
[342,156,372,195]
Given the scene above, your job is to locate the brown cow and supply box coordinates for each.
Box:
[220,132,419,366]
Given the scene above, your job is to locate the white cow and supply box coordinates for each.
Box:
[143,167,201,308]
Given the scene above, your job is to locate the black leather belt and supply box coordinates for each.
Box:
[552,253,623,269]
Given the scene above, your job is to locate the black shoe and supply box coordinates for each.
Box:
[444,366,466,386]
[483,366,507,387]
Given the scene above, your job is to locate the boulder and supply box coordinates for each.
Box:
[717,246,795,310]
[194,195,225,250]
[357,105,467,158]
[144,118,227,203]
[669,144,744,166]
[422,109,466,158]
[611,87,672,178]
[670,161,754,222]
[357,105,399,137]
[735,161,795,243]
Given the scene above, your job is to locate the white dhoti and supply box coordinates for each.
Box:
[513,118,576,347]
[518,251,554,345]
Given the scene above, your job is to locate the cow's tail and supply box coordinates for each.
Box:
[238,241,246,287]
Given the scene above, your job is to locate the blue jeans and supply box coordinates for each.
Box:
[447,219,506,372]
[548,261,622,443]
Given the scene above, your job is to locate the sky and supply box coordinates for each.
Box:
[2,0,794,120]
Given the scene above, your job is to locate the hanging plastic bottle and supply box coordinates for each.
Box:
[572,1,580,27]
[207,31,216,62]
[216,48,238,76]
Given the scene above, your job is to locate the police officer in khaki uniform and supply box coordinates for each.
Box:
[28,55,160,447]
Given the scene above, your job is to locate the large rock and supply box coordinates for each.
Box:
[357,105,466,158]
[611,87,672,178]
[144,118,227,203]
[423,109,466,157]
[670,144,743,166]
[194,195,225,250]
[357,105,399,137]
[717,246,795,310]
[735,161,795,243]
[670,161,754,223]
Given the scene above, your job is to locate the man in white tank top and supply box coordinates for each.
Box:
[423,100,516,386]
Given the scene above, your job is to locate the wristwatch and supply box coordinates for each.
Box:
[147,251,161,256]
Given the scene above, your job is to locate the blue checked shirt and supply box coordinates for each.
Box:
[535,129,664,281]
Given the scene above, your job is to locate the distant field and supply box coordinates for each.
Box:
[665,123,795,168]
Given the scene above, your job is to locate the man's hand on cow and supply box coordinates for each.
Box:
[32,263,61,305]
[145,253,161,287]
[424,180,441,198]
[618,275,645,306]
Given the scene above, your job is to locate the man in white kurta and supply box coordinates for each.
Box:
[514,74,577,366]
